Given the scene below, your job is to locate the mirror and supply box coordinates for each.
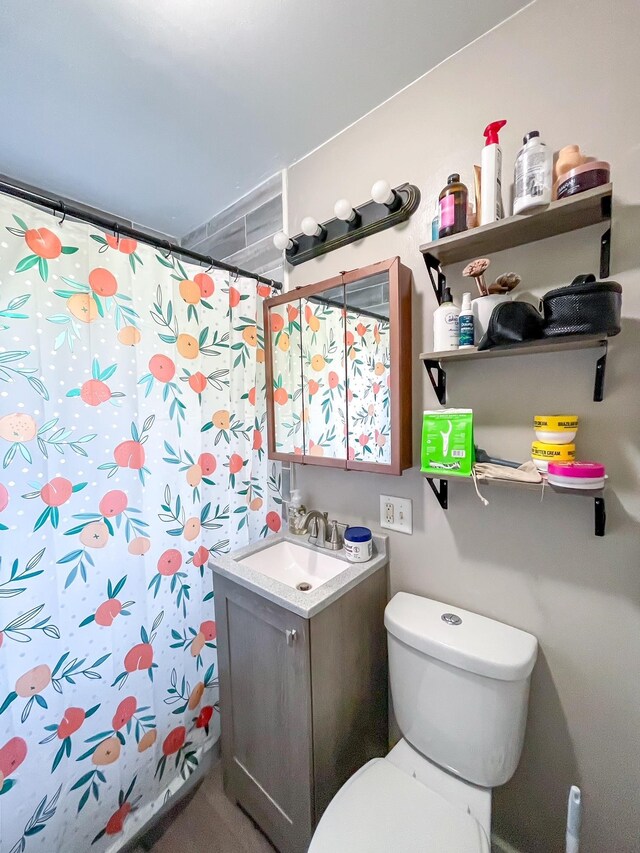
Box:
[300,284,346,460]
[269,299,304,456]
[265,258,412,475]
[344,271,391,465]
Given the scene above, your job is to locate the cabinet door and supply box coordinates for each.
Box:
[300,283,347,463]
[267,299,304,456]
[344,258,412,474]
[215,575,313,853]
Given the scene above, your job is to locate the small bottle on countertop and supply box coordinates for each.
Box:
[458,292,475,348]
[287,489,306,535]
[433,287,460,351]
[438,174,468,238]
[514,130,552,214]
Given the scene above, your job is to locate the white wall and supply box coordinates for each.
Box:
[284,1,640,850]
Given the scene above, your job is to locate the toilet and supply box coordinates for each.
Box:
[309,592,538,852]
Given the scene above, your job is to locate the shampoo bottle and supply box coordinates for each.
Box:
[514,130,552,214]
[433,287,460,351]
[458,292,475,348]
[480,119,507,225]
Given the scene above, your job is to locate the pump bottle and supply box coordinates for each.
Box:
[287,489,306,534]
[433,287,460,351]
[480,119,507,225]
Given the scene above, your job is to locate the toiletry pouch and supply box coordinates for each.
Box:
[477,301,544,351]
[543,274,621,337]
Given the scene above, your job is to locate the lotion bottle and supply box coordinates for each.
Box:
[480,119,507,225]
[514,130,552,214]
[433,287,460,351]
[458,292,475,349]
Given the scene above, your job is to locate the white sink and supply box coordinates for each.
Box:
[240,539,349,592]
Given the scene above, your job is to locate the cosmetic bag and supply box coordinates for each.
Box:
[543,274,622,337]
[477,301,545,351]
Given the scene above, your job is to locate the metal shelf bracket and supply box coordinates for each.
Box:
[600,193,612,279]
[594,497,606,537]
[423,252,446,304]
[426,477,448,509]
[423,359,446,405]
[594,340,608,402]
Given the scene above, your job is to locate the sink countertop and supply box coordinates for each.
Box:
[209,530,388,618]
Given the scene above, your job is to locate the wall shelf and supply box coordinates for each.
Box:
[421,334,608,404]
[420,183,612,302]
[424,474,606,536]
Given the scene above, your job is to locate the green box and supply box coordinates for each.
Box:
[421,409,475,477]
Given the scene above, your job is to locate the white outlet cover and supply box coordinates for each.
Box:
[380,494,413,534]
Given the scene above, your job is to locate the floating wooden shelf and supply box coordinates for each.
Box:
[419,183,612,268]
[420,333,606,364]
[424,474,607,536]
[421,334,609,404]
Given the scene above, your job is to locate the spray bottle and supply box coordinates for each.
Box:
[480,119,507,225]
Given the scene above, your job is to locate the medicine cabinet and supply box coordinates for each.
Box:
[264,257,412,475]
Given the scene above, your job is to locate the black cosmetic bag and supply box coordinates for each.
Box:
[477,301,545,351]
[543,274,622,337]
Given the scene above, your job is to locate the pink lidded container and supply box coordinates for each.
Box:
[547,461,606,490]
[555,161,610,199]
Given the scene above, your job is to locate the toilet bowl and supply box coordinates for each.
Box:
[309,592,538,852]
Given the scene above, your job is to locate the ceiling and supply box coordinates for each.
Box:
[0,0,530,236]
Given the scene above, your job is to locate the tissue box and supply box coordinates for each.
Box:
[421,409,474,477]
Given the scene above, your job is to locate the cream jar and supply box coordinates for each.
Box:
[343,527,373,563]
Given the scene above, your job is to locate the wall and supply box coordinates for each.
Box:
[182,172,284,286]
[284,1,640,850]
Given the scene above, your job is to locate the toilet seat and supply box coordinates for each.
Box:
[309,758,490,853]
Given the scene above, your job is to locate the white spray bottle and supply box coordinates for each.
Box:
[480,119,507,225]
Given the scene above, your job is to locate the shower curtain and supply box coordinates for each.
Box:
[0,195,282,852]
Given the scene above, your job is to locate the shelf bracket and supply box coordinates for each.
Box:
[600,193,612,279]
[423,252,446,304]
[594,497,606,537]
[594,340,608,402]
[426,477,448,509]
[423,359,446,405]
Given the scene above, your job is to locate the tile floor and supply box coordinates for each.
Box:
[132,761,275,853]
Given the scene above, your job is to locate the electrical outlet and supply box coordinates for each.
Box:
[380,495,413,534]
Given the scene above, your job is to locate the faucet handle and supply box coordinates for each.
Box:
[329,520,343,549]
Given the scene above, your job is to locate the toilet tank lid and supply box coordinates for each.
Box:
[384,592,538,682]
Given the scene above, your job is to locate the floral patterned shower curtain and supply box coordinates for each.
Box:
[0,195,282,852]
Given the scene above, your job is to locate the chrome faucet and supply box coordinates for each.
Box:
[299,509,343,551]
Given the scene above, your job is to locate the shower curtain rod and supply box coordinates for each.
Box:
[0,178,283,291]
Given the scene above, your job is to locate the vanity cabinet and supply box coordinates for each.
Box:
[264,257,412,475]
[214,568,388,853]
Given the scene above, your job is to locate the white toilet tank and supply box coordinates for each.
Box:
[384,593,538,788]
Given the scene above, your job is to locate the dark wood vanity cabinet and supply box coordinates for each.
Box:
[214,569,388,853]
[264,257,412,475]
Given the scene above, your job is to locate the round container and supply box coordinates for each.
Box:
[556,161,610,200]
[547,461,606,490]
[343,526,373,563]
[531,441,576,472]
[533,414,578,444]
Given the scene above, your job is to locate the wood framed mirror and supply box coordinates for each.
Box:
[264,257,412,475]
